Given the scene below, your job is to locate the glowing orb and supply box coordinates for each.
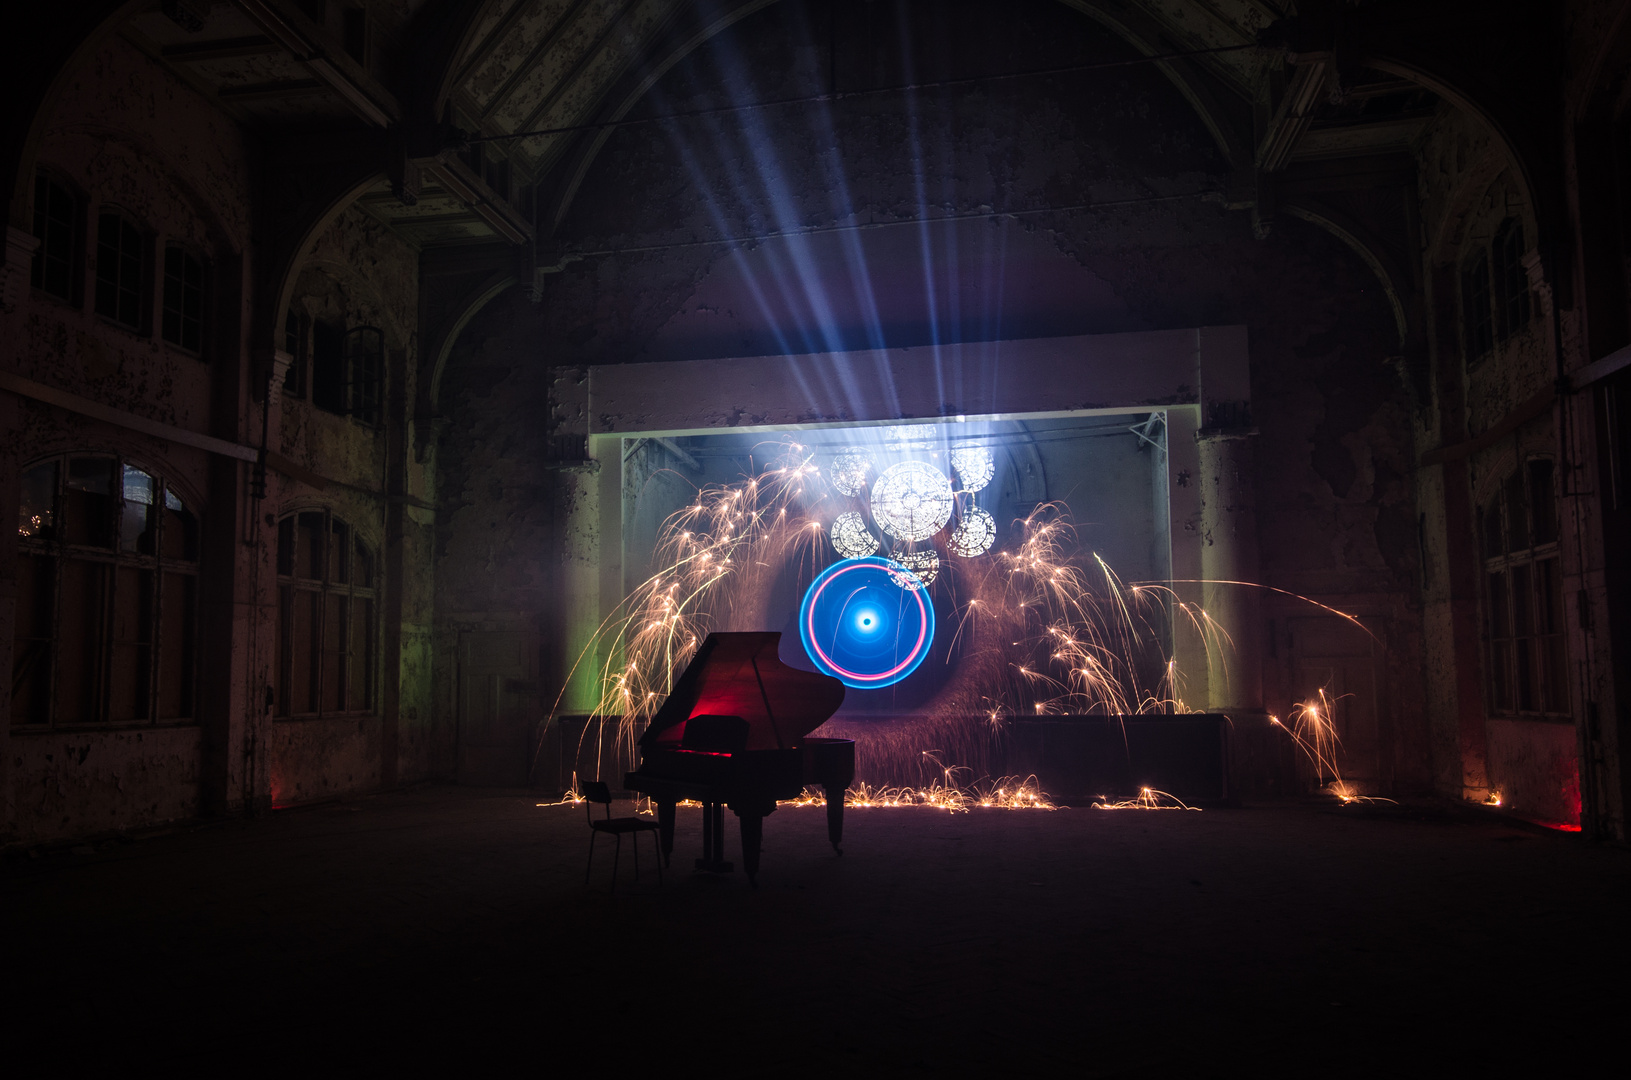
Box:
[830,511,880,559]
[800,556,935,689]
[887,548,939,590]
[948,507,997,557]
[950,444,994,492]
[829,447,872,497]
[870,460,953,542]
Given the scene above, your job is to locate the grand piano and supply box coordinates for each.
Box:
[624,632,854,884]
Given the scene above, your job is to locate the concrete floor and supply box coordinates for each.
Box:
[5,786,1629,1075]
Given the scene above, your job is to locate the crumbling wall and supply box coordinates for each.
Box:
[269,204,440,801]
[1413,101,1575,821]
[3,35,253,843]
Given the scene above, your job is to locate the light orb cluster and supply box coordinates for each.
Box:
[870,460,954,543]
[950,444,995,493]
[888,549,940,590]
[829,447,873,497]
[947,507,997,557]
[830,511,880,559]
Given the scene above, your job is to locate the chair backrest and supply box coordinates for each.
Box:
[581,780,613,823]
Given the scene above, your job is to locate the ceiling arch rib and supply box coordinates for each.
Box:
[446,0,686,175]
[441,0,1280,189]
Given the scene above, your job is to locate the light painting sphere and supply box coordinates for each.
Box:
[800,556,936,689]
[870,460,954,542]
[830,511,880,559]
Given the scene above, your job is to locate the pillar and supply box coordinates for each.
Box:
[1197,427,1264,713]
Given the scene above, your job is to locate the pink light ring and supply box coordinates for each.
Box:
[804,561,931,683]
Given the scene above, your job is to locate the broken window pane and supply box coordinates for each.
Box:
[19,460,57,539]
[161,490,197,562]
[121,465,155,554]
[65,457,114,548]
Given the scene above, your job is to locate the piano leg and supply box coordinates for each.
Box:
[823,782,846,854]
[656,799,676,867]
[738,811,764,886]
[696,802,733,874]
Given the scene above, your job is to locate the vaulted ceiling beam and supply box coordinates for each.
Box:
[412,151,535,245]
[474,0,596,124]
[235,0,402,127]
[1256,54,1331,173]
[510,0,647,141]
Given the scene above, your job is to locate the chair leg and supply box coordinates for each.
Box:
[633,828,641,881]
[651,830,663,885]
[585,832,596,886]
[611,834,622,891]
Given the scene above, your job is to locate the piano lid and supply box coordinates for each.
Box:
[641,632,845,752]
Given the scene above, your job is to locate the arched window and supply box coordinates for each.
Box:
[12,455,200,726]
[1492,218,1531,341]
[1480,459,1567,716]
[309,323,382,425]
[31,171,81,303]
[1461,248,1493,361]
[94,210,148,329]
[1461,217,1532,365]
[161,244,205,353]
[283,307,308,398]
[344,326,383,425]
[275,511,376,717]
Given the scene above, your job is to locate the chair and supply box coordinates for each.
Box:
[582,781,664,889]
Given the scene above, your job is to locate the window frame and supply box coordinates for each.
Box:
[1480,457,1569,720]
[30,170,83,305]
[1461,247,1494,363]
[274,509,378,720]
[283,306,309,399]
[1492,218,1532,343]
[161,242,207,356]
[309,321,384,427]
[93,208,151,333]
[1462,217,1533,367]
[343,325,383,426]
[12,453,201,729]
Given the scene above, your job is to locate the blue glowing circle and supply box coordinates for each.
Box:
[800,556,935,689]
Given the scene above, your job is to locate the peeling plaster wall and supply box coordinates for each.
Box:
[1413,100,1576,821]
[269,204,444,800]
[438,0,1426,793]
[10,727,201,844]
[268,716,383,806]
[1,34,255,843]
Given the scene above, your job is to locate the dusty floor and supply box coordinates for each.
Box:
[5,786,1628,1075]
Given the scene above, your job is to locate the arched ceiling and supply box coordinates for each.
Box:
[113,0,1442,259]
[437,0,1284,178]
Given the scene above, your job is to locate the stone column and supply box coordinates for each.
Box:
[1197,425,1263,713]
[549,367,604,715]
